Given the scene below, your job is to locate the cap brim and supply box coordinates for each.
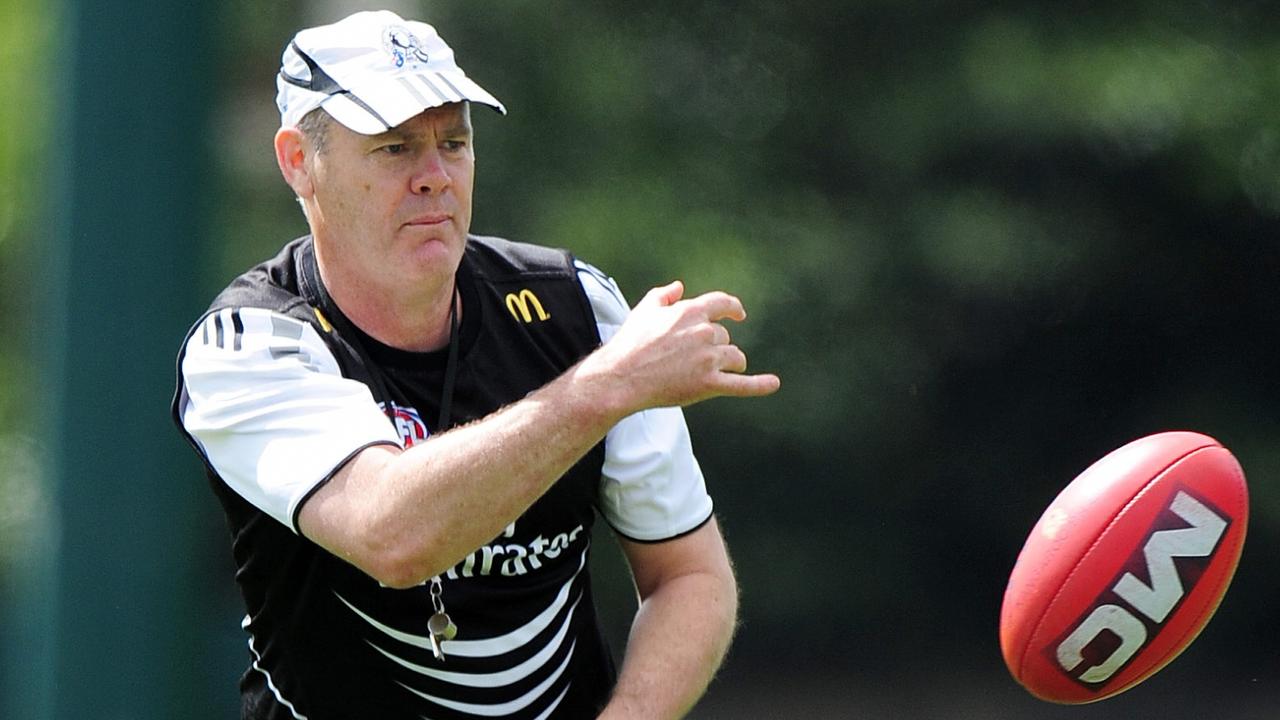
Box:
[321,70,505,135]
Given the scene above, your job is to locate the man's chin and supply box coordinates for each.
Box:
[400,235,464,272]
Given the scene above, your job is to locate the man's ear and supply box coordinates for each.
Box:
[274,126,314,199]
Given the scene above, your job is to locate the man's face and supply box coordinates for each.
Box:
[304,102,475,288]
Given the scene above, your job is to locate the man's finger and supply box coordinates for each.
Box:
[715,372,781,398]
[711,323,731,346]
[687,291,747,323]
[717,345,748,374]
[637,280,685,309]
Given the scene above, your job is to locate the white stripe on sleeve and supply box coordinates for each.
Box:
[178,307,400,531]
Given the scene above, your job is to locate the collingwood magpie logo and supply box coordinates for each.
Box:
[383,25,430,68]
[379,401,428,447]
[505,289,551,323]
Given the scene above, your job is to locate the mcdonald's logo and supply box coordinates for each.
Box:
[505,289,551,323]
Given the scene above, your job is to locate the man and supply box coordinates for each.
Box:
[172,10,779,720]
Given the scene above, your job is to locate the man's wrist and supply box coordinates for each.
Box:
[553,353,635,432]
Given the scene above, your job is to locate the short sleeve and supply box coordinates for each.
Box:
[575,262,715,541]
[176,307,400,532]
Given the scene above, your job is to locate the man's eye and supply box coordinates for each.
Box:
[443,140,467,152]
[381,143,407,155]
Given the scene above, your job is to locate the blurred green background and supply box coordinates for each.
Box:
[3,0,1279,717]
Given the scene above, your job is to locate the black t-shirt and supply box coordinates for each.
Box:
[172,235,713,719]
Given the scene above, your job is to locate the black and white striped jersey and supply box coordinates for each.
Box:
[172,236,713,720]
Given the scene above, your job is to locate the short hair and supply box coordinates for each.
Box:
[296,107,332,154]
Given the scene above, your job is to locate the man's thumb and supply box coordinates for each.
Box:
[638,280,684,309]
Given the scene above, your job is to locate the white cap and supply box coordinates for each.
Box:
[276,10,506,135]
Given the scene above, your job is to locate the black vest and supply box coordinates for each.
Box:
[174,235,615,720]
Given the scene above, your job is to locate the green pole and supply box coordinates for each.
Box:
[28,0,233,717]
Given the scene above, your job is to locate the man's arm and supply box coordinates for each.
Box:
[599,518,738,720]
[297,281,779,587]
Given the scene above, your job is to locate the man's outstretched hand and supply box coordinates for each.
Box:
[581,280,781,418]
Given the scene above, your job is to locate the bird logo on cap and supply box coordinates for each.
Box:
[383,25,430,68]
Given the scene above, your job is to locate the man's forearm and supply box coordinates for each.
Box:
[600,524,739,720]
[299,358,625,587]
[298,283,778,588]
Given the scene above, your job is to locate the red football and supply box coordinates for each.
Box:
[999,431,1248,704]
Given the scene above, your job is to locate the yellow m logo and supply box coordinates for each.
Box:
[505,289,551,323]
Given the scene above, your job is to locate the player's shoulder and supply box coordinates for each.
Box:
[464,234,576,281]
[574,259,628,326]
[465,234,628,321]
[178,236,327,361]
[185,306,325,356]
[208,236,313,318]
[178,308,344,400]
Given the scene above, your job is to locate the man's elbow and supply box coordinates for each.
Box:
[363,554,432,590]
[341,530,443,590]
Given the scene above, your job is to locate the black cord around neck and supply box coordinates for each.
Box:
[299,239,462,434]
[437,290,460,430]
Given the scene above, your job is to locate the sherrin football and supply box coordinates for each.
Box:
[999,431,1248,704]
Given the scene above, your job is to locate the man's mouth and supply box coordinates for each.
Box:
[405,213,450,227]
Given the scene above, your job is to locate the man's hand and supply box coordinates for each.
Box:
[582,281,781,418]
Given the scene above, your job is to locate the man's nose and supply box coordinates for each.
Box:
[411,149,451,195]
